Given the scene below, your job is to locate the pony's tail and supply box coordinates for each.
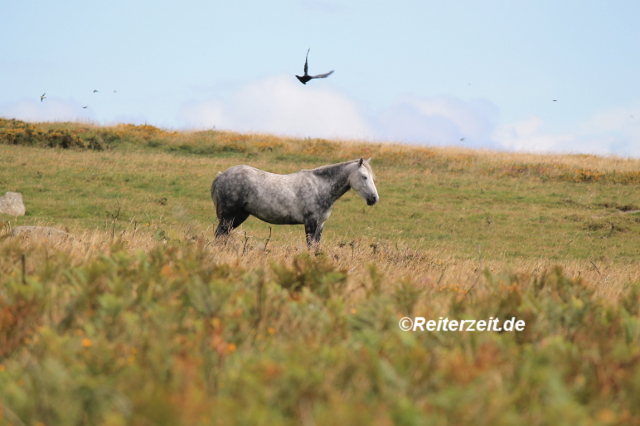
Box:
[211,172,223,219]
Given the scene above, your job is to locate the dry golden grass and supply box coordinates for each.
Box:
[7,223,634,307]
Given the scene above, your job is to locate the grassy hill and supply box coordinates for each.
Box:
[1,118,640,425]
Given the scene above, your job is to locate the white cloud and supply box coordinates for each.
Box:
[375,95,499,147]
[179,80,502,149]
[493,104,640,157]
[583,104,640,133]
[579,104,640,157]
[493,116,578,153]
[179,75,373,140]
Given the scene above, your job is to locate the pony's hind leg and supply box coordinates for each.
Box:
[215,212,250,238]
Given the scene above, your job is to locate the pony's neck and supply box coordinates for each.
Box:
[311,161,357,201]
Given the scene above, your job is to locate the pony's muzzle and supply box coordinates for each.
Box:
[367,195,379,206]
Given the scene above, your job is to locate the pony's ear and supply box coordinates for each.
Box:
[358,158,364,167]
[365,157,372,163]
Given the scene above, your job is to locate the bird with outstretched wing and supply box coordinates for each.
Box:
[296,48,334,84]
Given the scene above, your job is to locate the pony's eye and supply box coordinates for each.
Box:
[362,175,367,180]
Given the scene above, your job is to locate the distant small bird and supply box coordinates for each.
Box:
[296,48,334,85]
[553,99,558,102]
[40,93,46,102]
[460,138,465,142]
[82,105,88,109]
[93,90,99,93]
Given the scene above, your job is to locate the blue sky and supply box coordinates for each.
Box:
[2,0,640,156]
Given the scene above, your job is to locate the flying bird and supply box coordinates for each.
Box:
[82,105,88,109]
[296,48,334,85]
[93,90,99,93]
[40,93,46,102]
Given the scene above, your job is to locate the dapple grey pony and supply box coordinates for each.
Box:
[211,158,379,247]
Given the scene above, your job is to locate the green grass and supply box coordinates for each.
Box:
[1,118,640,424]
[2,138,638,262]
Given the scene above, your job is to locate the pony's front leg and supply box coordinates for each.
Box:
[304,218,319,248]
[304,219,325,252]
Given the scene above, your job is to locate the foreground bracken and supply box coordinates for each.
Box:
[0,229,639,425]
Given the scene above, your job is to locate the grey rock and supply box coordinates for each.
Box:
[0,192,26,216]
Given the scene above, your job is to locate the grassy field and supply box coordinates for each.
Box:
[1,118,640,425]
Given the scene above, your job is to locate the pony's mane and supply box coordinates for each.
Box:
[306,159,375,179]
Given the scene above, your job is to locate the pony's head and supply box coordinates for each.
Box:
[349,158,379,206]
